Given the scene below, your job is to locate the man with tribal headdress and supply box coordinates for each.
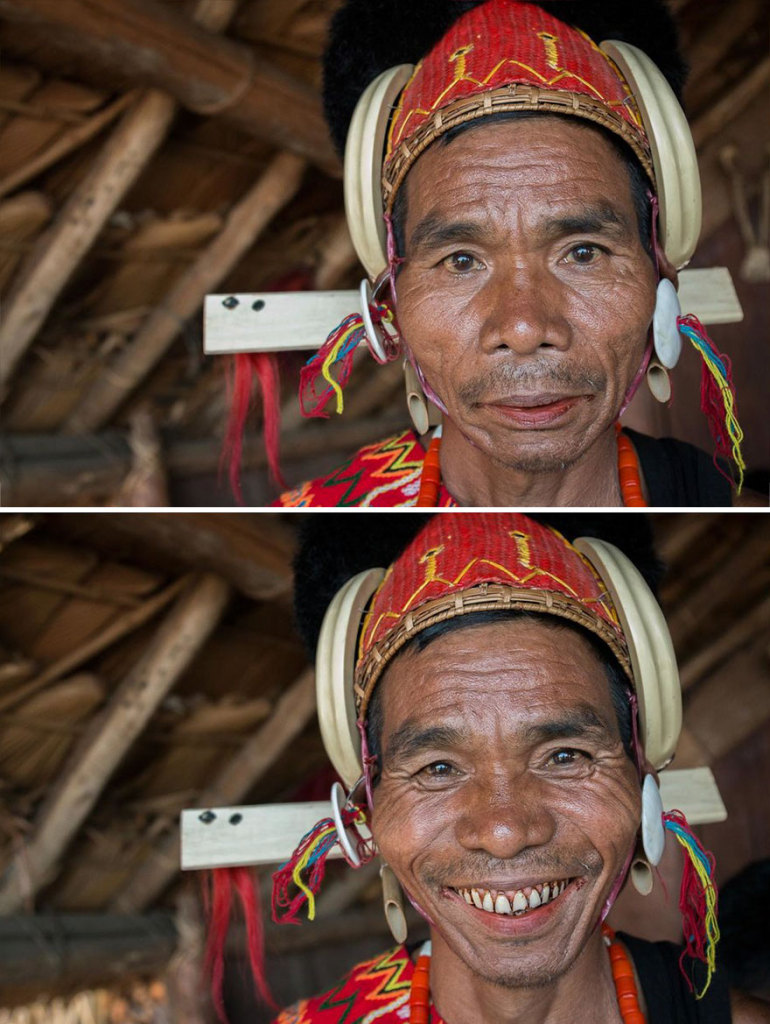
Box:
[260,513,769,1023]
[272,0,756,507]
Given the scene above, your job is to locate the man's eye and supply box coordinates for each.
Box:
[421,761,456,777]
[565,243,603,265]
[550,748,588,766]
[441,252,482,273]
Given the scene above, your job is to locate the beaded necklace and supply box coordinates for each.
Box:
[408,926,644,1024]
[416,424,647,507]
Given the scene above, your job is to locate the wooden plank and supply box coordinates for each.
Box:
[180,767,724,869]
[204,289,360,353]
[203,268,742,356]
[676,267,743,324]
[658,767,727,825]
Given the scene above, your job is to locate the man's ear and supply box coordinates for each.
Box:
[656,246,678,289]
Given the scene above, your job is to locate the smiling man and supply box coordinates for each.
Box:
[268,513,770,1024]
[275,0,750,507]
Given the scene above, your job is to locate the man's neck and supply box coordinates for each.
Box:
[438,421,627,507]
[428,928,623,1024]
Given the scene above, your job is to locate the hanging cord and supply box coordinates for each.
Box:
[663,810,720,998]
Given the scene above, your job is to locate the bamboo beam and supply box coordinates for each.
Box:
[110,666,315,912]
[680,591,770,690]
[0,0,335,169]
[64,150,306,433]
[0,91,137,201]
[57,513,294,600]
[692,57,770,151]
[685,0,762,98]
[0,575,189,714]
[0,0,242,395]
[0,572,231,914]
[0,412,409,505]
[0,912,178,991]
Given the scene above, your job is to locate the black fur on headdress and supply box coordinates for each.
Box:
[323,0,686,157]
[293,513,664,660]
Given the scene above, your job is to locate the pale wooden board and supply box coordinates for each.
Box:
[181,801,344,870]
[677,267,744,325]
[180,767,726,869]
[203,268,742,355]
[203,291,359,354]
[658,766,728,825]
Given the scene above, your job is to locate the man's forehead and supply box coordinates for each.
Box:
[403,117,637,219]
[380,616,611,704]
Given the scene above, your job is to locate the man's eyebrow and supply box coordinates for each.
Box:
[384,722,465,763]
[408,215,489,254]
[524,704,614,743]
[542,203,631,241]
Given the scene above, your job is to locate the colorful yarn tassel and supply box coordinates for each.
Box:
[663,810,720,998]
[299,304,397,418]
[271,805,371,925]
[222,352,286,502]
[677,314,745,492]
[203,866,276,1020]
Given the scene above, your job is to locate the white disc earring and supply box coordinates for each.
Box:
[652,278,682,369]
[641,774,666,867]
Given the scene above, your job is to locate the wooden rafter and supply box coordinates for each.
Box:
[0,0,335,169]
[0,0,246,395]
[0,572,231,914]
[110,666,315,912]
[64,150,307,432]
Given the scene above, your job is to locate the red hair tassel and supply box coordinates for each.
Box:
[222,353,286,503]
[203,867,276,1020]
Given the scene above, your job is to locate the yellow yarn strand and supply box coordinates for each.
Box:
[290,822,337,921]
[699,347,745,491]
[670,829,720,998]
[320,332,355,415]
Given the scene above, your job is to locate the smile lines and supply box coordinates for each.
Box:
[453,880,569,916]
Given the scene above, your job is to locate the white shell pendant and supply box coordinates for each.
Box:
[652,278,682,369]
[641,774,666,867]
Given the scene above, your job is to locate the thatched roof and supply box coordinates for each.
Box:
[0,511,768,1010]
[0,0,768,505]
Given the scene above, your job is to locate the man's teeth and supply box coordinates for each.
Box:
[457,880,568,916]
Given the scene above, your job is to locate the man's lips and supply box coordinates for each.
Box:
[481,393,591,427]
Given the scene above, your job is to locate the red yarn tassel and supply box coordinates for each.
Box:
[222,352,286,503]
[203,868,234,1023]
[203,867,276,1020]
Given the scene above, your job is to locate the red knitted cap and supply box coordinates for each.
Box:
[354,512,631,717]
[382,0,653,210]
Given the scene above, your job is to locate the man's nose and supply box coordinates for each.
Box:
[477,267,570,356]
[454,774,556,860]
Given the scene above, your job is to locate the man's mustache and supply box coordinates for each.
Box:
[458,363,607,405]
[423,852,600,888]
